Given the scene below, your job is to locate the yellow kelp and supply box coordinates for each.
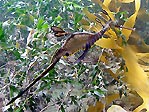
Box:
[84,0,149,111]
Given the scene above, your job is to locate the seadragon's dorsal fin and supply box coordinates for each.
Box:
[51,26,70,37]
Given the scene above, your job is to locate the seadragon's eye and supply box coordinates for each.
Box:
[65,52,69,56]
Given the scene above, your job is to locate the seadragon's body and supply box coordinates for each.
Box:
[51,20,112,63]
[6,20,112,106]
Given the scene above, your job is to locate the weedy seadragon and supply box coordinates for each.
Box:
[6,10,134,105]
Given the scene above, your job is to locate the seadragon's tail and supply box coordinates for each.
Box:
[6,57,60,106]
